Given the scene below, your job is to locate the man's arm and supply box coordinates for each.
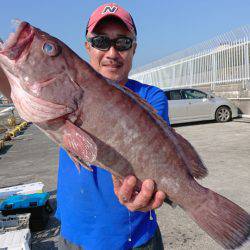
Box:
[0,66,11,99]
[113,86,169,212]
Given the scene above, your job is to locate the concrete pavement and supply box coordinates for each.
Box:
[0,119,249,249]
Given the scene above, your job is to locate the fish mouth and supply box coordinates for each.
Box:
[0,20,35,60]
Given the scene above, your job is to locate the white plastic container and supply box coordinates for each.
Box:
[0,182,44,200]
[0,106,14,118]
[0,213,30,232]
[0,228,31,250]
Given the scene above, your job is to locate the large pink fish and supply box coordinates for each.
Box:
[0,21,249,249]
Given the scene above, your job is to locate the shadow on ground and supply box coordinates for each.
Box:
[0,144,13,156]
[171,120,216,128]
[32,190,60,250]
[171,117,250,128]
[32,216,60,250]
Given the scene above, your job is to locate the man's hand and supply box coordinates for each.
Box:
[112,175,166,212]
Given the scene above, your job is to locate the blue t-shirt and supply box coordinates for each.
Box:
[56,79,169,250]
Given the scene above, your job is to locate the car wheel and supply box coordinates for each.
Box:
[215,106,232,122]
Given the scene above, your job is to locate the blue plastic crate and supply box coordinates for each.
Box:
[0,192,50,211]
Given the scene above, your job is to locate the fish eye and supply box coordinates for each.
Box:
[42,42,61,56]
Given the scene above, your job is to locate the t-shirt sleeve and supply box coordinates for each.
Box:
[145,86,170,125]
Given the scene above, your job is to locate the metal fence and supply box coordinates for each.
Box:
[130,26,250,90]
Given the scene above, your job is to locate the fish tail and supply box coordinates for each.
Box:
[185,184,250,249]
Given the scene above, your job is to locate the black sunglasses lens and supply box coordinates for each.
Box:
[92,36,110,50]
[115,38,132,51]
[90,36,133,51]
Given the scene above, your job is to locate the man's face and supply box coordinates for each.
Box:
[85,19,136,85]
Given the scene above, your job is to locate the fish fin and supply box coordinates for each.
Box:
[121,85,158,113]
[121,85,171,130]
[65,150,93,172]
[93,160,124,179]
[79,159,93,172]
[186,183,250,249]
[110,81,207,179]
[164,197,178,208]
[108,80,170,129]
[122,85,207,180]
[172,129,208,179]
[62,120,97,164]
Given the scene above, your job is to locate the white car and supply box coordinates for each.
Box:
[164,88,238,125]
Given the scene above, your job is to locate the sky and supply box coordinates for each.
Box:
[0,0,250,69]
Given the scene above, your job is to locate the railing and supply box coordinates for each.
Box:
[130,26,250,90]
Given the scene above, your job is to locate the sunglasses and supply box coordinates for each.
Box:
[87,35,135,51]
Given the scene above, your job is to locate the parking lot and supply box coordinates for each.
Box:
[158,119,250,250]
[0,118,249,249]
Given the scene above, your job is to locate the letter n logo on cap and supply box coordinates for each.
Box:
[102,5,118,14]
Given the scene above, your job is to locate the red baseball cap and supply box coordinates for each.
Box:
[86,3,137,36]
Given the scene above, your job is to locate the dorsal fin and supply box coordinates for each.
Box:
[170,128,208,179]
[119,84,169,127]
[107,80,207,179]
[121,85,158,114]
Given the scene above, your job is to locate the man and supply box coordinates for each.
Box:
[56,3,170,250]
[0,3,170,250]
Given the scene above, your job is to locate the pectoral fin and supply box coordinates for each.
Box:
[62,120,97,168]
[65,149,93,172]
